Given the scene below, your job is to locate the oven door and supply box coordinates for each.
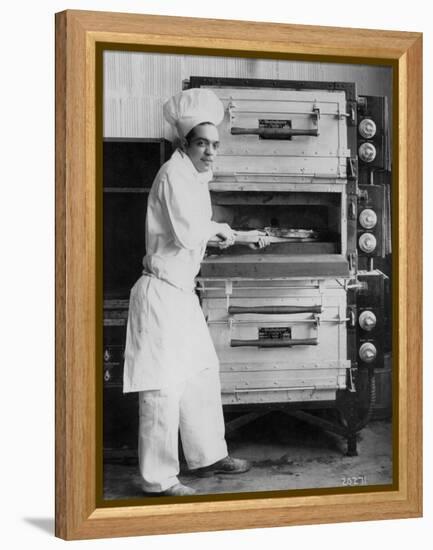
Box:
[198,278,351,405]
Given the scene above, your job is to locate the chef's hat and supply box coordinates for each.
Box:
[163,88,224,138]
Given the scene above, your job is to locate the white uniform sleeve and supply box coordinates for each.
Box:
[160,171,220,250]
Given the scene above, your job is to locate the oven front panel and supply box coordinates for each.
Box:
[208,87,351,182]
[199,279,351,404]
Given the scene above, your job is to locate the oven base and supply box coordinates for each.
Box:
[223,393,362,457]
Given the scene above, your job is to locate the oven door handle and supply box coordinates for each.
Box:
[231,126,319,139]
[228,305,322,315]
[231,107,320,139]
[230,338,318,348]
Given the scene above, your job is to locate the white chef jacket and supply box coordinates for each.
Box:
[143,148,221,291]
[123,149,221,392]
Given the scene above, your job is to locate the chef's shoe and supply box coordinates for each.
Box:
[192,456,251,477]
[145,483,196,497]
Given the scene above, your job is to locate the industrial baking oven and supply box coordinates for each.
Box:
[102,78,391,457]
[189,77,391,455]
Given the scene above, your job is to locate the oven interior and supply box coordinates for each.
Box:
[209,190,343,256]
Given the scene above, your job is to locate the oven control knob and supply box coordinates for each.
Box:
[358,142,377,163]
[359,310,377,331]
[359,208,377,229]
[359,342,377,363]
[359,232,377,253]
[103,349,111,362]
[104,369,111,382]
[359,118,377,139]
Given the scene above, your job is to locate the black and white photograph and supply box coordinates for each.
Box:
[3,0,431,546]
[102,50,393,501]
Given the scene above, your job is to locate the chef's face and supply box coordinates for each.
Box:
[184,123,220,173]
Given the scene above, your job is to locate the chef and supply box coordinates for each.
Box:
[123,88,251,497]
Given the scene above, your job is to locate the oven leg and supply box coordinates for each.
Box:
[344,396,359,456]
[336,390,360,456]
[346,433,358,456]
[346,393,360,456]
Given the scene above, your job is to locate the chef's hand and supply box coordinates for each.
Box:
[243,230,271,249]
[251,235,271,249]
[215,223,236,249]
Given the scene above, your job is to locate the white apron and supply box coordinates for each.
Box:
[123,274,219,392]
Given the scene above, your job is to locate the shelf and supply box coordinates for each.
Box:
[201,254,350,279]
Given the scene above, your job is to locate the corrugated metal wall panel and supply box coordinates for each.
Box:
[103,51,392,139]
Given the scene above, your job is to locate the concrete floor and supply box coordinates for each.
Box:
[103,413,393,500]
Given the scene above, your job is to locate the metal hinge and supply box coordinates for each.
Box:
[347,101,357,125]
[346,306,356,328]
[347,157,358,179]
[348,198,357,220]
[348,253,357,274]
[225,280,233,311]
[348,365,356,392]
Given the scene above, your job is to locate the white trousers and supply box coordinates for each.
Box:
[138,367,228,492]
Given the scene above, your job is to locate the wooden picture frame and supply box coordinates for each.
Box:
[55,9,422,540]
